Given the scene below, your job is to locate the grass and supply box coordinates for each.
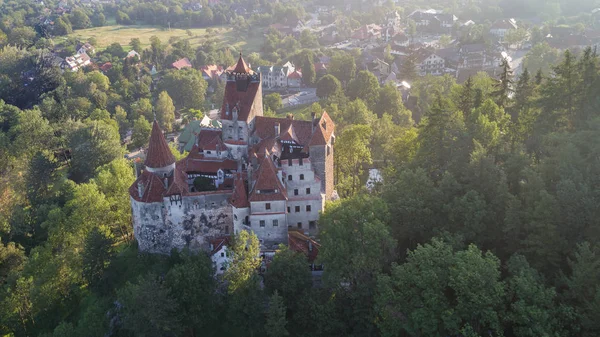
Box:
[63,24,264,53]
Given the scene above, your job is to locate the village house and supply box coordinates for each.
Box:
[408,9,457,33]
[489,19,518,41]
[172,57,193,70]
[77,42,95,55]
[201,64,225,81]
[63,53,91,72]
[256,62,297,89]
[352,24,383,41]
[414,48,446,76]
[130,55,335,254]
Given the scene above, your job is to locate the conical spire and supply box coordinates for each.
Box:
[232,53,252,74]
[145,121,176,169]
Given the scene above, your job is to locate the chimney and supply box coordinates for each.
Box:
[274,122,280,137]
[311,112,316,133]
[210,243,214,251]
[308,240,313,252]
[164,177,169,189]
[232,105,238,121]
[137,181,144,198]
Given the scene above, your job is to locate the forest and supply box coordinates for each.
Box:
[1,0,600,336]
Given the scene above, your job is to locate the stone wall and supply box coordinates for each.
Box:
[131,192,234,254]
[249,200,288,248]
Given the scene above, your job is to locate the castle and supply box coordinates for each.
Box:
[129,55,335,254]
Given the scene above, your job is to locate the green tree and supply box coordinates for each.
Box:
[69,120,124,182]
[300,52,316,85]
[224,230,261,293]
[316,74,342,99]
[264,93,283,112]
[493,58,514,108]
[82,227,115,291]
[131,116,152,149]
[129,38,142,53]
[376,239,505,337]
[117,274,182,337]
[347,70,380,109]
[377,83,412,125]
[156,91,176,132]
[54,17,73,36]
[70,9,92,30]
[334,124,372,197]
[264,245,311,310]
[266,291,289,337]
[158,69,207,110]
[328,53,356,85]
[166,252,218,334]
[399,52,418,82]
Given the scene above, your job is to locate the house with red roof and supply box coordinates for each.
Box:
[172,57,193,70]
[129,54,336,254]
[200,64,224,81]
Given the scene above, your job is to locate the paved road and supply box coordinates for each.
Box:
[281,88,318,108]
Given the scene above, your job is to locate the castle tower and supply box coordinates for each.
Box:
[220,54,263,159]
[145,120,176,177]
[308,112,335,200]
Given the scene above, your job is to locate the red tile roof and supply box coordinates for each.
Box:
[99,62,113,72]
[288,231,320,263]
[129,169,189,202]
[249,155,287,202]
[177,157,238,174]
[279,123,299,143]
[201,64,224,79]
[210,236,230,256]
[254,116,314,145]
[145,121,176,169]
[287,70,302,79]
[230,174,250,208]
[228,54,253,74]
[172,57,193,70]
[308,111,335,147]
[220,80,261,122]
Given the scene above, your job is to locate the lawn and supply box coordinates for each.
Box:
[63,24,264,53]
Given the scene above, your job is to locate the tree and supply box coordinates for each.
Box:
[334,124,373,197]
[505,254,561,337]
[493,57,513,108]
[69,120,124,182]
[82,227,115,291]
[104,42,125,58]
[320,195,395,288]
[300,52,316,85]
[129,38,142,53]
[316,74,342,99]
[156,91,175,132]
[376,239,505,337]
[377,83,412,125]
[116,10,133,25]
[522,42,560,75]
[328,53,356,85]
[92,11,106,27]
[264,93,283,112]
[8,27,37,48]
[117,274,182,337]
[399,52,418,82]
[347,70,380,109]
[224,230,261,293]
[131,116,152,149]
[458,76,475,117]
[166,253,218,334]
[158,69,207,110]
[54,17,73,36]
[70,9,92,30]
[264,246,311,310]
[266,291,289,337]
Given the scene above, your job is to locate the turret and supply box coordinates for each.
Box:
[145,121,176,177]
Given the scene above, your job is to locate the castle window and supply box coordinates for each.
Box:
[297,222,302,229]
[273,220,278,227]
[266,203,271,210]
[207,151,211,154]
[309,221,316,229]
[288,159,292,166]
[299,158,303,166]
[300,174,304,180]
[288,175,292,181]
[221,252,225,257]
[327,145,331,156]
[287,206,290,213]
[306,205,312,212]
[306,188,311,194]
[260,220,265,227]
[225,226,229,234]
[295,206,300,212]
[294,189,298,196]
